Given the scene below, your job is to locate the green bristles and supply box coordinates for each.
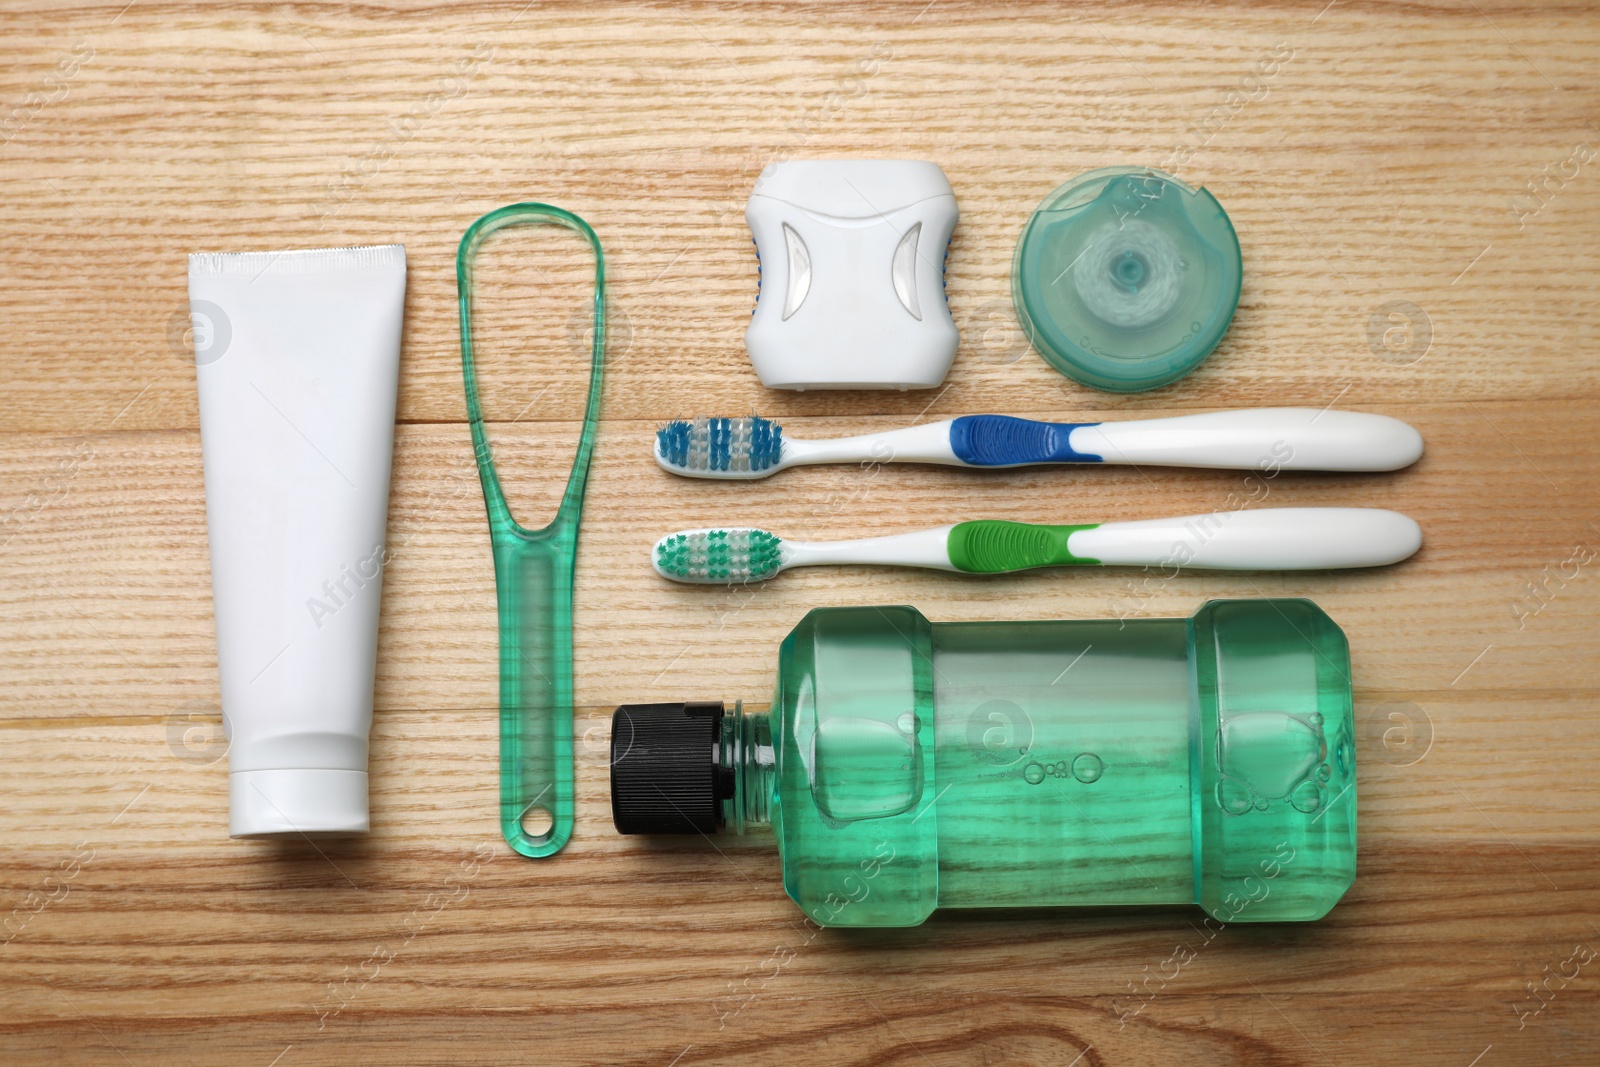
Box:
[654,528,785,583]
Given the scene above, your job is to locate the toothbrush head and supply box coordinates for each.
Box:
[655,416,785,479]
[653,527,786,584]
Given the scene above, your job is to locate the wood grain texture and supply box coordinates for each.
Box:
[3,1,1599,1064]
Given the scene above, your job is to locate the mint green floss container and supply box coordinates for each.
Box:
[1012,167,1242,392]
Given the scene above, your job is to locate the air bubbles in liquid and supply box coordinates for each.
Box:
[1071,753,1104,784]
[1217,777,1253,816]
[1290,779,1325,814]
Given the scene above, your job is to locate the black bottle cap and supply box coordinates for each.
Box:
[611,701,730,835]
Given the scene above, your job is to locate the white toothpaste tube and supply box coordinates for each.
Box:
[188,244,405,837]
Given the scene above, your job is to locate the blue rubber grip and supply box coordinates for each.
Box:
[948,415,1103,466]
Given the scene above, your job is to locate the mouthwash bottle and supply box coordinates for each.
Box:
[610,599,1355,928]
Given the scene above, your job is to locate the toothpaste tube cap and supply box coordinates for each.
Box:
[229,768,369,837]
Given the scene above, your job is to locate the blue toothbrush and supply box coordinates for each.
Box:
[655,408,1423,479]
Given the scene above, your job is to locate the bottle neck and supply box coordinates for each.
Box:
[717,702,775,834]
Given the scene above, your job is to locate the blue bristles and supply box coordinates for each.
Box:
[656,416,785,474]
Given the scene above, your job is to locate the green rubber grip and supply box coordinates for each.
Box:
[947,520,1102,573]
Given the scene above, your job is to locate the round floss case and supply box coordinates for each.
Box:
[1012,167,1242,392]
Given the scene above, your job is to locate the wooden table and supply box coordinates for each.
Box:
[3,2,1598,1063]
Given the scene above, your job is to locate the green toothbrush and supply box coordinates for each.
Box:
[652,507,1422,583]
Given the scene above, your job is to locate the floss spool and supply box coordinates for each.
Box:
[1012,167,1242,392]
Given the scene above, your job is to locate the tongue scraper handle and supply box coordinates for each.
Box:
[459,203,606,859]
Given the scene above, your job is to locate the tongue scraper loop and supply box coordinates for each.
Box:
[458,203,605,859]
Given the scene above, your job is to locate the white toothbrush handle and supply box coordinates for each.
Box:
[1070,408,1423,471]
[785,526,959,570]
[1068,507,1422,570]
[785,420,962,467]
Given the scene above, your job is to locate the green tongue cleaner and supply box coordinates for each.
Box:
[1013,166,1242,392]
[458,204,605,859]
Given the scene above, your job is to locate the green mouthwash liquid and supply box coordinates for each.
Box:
[610,598,1356,928]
